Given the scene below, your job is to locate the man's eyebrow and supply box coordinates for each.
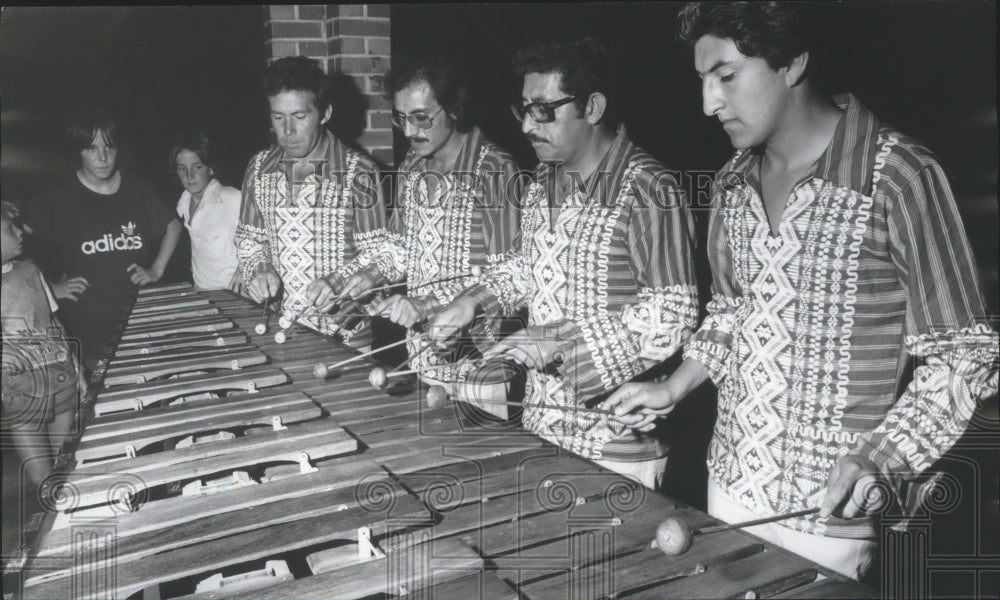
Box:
[697,58,734,77]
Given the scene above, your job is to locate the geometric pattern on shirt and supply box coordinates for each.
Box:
[710,176,874,531]
[401,145,488,382]
[693,95,998,538]
[478,132,697,461]
[247,150,360,340]
[516,167,646,460]
[522,369,615,460]
[622,286,701,362]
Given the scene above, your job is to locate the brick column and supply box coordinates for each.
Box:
[264,5,393,167]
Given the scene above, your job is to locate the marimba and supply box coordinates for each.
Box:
[11,283,877,599]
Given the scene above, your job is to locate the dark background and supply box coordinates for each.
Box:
[1,4,997,596]
[1,4,996,308]
[1,6,270,279]
[390,2,998,311]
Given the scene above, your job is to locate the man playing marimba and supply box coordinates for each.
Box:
[604,1,999,581]
[432,38,700,489]
[333,53,522,398]
[235,56,388,349]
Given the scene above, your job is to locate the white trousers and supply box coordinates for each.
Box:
[594,456,668,490]
[707,479,877,581]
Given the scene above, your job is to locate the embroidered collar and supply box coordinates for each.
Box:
[534,125,635,203]
[258,130,348,177]
[402,126,487,177]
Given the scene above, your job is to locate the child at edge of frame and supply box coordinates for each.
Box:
[1,200,83,495]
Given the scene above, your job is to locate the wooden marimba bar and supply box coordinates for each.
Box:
[12,283,877,599]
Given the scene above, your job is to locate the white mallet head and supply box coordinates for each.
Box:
[653,517,693,556]
[368,367,388,389]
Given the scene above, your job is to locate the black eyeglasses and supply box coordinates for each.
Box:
[390,106,445,130]
[510,95,583,124]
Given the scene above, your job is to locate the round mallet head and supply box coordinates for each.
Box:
[368,366,388,389]
[274,330,287,344]
[278,316,293,330]
[313,363,329,379]
[470,265,482,278]
[426,385,449,409]
[653,517,693,556]
[254,323,267,335]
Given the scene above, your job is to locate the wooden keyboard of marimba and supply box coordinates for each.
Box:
[9,283,878,599]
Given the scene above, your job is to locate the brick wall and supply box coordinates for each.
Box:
[263,5,393,167]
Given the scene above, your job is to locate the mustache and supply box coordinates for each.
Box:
[526,134,547,144]
[409,137,429,144]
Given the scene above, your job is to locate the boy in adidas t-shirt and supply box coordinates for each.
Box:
[28,108,182,368]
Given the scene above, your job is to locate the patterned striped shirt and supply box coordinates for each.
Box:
[350,127,523,379]
[685,93,999,538]
[463,127,700,461]
[234,131,387,348]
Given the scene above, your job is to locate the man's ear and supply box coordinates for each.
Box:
[585,92,608,125]
[321,104,333,125]
[785,51,809,87]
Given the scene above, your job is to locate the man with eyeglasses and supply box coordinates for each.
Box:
[235,56,387,350]
[431,38,700,489]
[333,53,522,398]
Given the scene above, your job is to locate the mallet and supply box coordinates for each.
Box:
[385,336,438,375]
[370,350,493,390]
[365,266,483,297]
[254,299,275,335]
[652,507,821,556]
[275,298,365,344]
[423,383,617,416]
[313,332,426,379]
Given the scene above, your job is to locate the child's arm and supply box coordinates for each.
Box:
[128,219,182,286]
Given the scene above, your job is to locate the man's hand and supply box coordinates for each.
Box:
[52,276,89,302]
[127,264,163,287]
[372,295,422,328]
[820,454,887,519]
[429,296,478,346]
[481,325,564,370]
[600,382,678,432]
[304,276,344,312]
[246,270,282,303]
[340,271,380,301]
[227,270,244,295]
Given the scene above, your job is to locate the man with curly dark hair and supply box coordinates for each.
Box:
[605,2,998,581]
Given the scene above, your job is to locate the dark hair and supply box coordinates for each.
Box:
[169,130,216,174]
[385,52,472,133]
[676,2,816,78]
[262,56,332,114]
[66,107,117,153]
[512,37,619,127]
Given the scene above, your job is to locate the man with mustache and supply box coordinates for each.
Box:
[235,56,388,349]
[432,38,700,489]
[333,53,522,398]
[603,2,998,581]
